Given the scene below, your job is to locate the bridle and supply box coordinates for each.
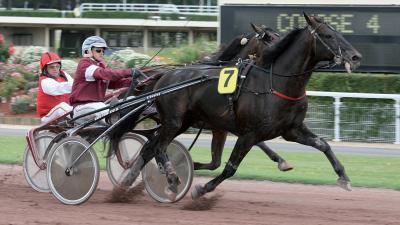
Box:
[308,23,344,66]
[238,23,345,101]
[254,28,280,47]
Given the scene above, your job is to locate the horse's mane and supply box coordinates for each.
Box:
[261,28,303,66]
[213,33,255,61]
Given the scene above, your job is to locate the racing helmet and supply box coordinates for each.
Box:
[81,36,108,56]
[40,52,61,72]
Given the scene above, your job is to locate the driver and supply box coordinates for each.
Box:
[37,52,73,123]
[69,36,139,123]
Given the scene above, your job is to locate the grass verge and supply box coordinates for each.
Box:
[1,136,399,190]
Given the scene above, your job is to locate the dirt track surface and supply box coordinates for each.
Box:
[1,164,399,225]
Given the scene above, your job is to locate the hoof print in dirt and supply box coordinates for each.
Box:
[106,182,145,203]
[181,194,222,211]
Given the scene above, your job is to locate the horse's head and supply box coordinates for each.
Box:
[213,23,281,62]
[236,23,281,60]
[304,12,362,73]
[250,23,281,47]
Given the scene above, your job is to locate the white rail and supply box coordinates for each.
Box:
[80,3,218,16]
[307,91,400,144]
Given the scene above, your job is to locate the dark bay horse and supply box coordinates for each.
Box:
[120,13,362,199]
[204,23,280,63]
[111,23,293,173]
[189,23,291,171]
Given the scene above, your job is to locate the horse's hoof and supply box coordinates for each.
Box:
[167,174,181,192]
[337,178,352,191]
[191,184,205,199]
[165,187,177,202]
[168,182,178,194]
[278,160,294,172]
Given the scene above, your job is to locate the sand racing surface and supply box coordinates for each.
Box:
[0,164,399,225]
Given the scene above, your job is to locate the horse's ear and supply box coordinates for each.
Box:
[250,23,263,34]
[303,12,312,26]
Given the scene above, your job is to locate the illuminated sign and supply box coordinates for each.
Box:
[220,5,400,73]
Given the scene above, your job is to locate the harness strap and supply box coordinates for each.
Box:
[240,60,254,78]
[238,61,307,101]
[187,125,203,151]
[272,90,306,101]
[221,60,254,120]
[269,63,306,101]
[233,60,254,101]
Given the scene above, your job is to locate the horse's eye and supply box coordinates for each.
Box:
[324,34,332,39]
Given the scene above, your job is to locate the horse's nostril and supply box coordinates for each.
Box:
[352,54,362,62]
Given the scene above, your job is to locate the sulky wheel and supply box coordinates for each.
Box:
[23,131,56,192]
[47,136,99,205]
[142,140,193,203]
[106,133,145,187]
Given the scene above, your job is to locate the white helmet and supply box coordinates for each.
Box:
[81,36,108,55]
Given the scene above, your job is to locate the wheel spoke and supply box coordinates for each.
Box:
[107,133,145,187]
[143,140,193,203]
[47,136,99,205]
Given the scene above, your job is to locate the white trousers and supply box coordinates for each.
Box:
[73,102,109,124]
[41,102,73,124]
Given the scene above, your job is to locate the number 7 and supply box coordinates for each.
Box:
[224,70,235,87]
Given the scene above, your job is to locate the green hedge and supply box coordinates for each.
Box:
[82,11,148,19]
[0,10,74,18]
[158,38,217,64]
[308,72,400,94]
[11,98,31,114]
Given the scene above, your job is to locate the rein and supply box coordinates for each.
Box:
[238,25,345,101]
[240,61,307,101]
[240,60,335,101]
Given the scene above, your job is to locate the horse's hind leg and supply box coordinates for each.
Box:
[193,130,293,172]
[192,134,255,199]
[256,142,293,171]
[193,130,227,170]
[152,120,188,199]
[282,123,351,191]
[120,137,158,187]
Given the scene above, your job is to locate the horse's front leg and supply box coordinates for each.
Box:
[153,124,184,200]
[192,134,255,199]
[255,142,293,171]
[282,123,351,191]
[193,130,227,170]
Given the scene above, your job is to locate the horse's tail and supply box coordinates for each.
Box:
[105,136,116,158]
